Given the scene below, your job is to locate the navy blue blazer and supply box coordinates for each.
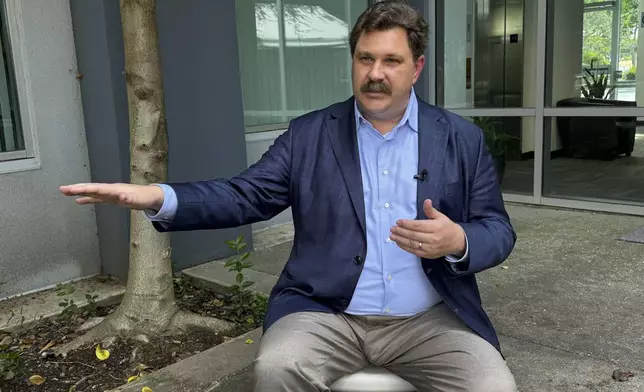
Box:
[155,96,516,352]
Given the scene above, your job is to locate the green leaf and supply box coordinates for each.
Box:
[58,302,68,307]
[242,281,254,288]
[224,260,237,268]
[241,252,251,261]
[229,284,240,291]
[236,273,244,284]
[236,235,243,243]
[241,261,254,269]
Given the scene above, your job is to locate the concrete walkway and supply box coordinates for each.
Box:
[184,203,644,391]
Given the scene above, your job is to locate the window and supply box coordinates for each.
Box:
[546,0,642,107]
[235,0,368,131]
[434,0,537,109]
[0,4,24,161]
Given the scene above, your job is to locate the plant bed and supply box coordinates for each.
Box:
[0,274,267,392]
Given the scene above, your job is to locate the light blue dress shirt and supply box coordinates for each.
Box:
[147,89,469,317]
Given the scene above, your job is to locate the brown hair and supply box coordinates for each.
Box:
[349,0,429,60]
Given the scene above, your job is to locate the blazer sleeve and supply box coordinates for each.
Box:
[449,127,517,275]
[152,126,292,232]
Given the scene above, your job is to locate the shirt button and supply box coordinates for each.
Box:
[354,256,364,265]
[386,237,392,243]
[387,274,392,281]
[385,307,391,313]
[384,203,390,208]
[383,170,389,175]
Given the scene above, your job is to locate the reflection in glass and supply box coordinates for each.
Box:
[542,116,644,204]
[0,8,23,154]
[235,0,367,129]
[547,0,643,107]
[465,116,534,195]
[436,0,536,108]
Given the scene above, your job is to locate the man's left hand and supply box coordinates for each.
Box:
[390,199,466,259]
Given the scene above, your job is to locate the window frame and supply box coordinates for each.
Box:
[0,0,39,173]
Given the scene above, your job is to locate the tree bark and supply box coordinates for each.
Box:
[55,0,232,355]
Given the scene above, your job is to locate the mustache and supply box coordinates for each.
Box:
[361,80,391,95]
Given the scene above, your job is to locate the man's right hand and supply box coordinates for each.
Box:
[59,183,165,212]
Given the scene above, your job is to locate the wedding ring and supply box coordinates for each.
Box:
[418,242,423,249]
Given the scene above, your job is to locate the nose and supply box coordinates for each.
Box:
[367,61,385,81]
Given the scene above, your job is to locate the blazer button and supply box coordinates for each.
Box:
[354,256,364,265]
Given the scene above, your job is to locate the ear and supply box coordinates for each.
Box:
[412,55,425,84]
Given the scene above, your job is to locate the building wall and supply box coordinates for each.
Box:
[70,0,252,282]
[0,0,100,299]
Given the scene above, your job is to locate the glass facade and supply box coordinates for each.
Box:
[235,0,368,131]
[433,0,644,212]
[542,116,644,205]
[435,0,536,108]
[236,0,644,214]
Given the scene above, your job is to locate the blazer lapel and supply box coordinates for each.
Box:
[416,102,449,218]
[325,98,366,235]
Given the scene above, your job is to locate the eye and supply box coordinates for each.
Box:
[359,55,374,62]
[385,58,401,64]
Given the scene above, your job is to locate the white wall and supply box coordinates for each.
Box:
[522,0,583,153]
[245,130,293,231]
[0,0,100,299]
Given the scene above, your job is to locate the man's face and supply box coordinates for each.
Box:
[352,27,425,121]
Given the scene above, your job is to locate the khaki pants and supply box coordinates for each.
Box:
[253,302,516,392]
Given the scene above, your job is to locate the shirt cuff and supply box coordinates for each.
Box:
[144,184,177,225]
[445,231,469,263]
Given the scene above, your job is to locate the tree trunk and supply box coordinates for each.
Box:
[55,0,232,355]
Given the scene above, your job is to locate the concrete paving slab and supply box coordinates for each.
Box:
[482,204,644,371]
[244,240,292,276]
[183,258,278,295]
[502,334,643,391]
[252,222,294,250]
[0,276,125,332]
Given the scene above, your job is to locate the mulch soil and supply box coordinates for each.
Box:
[0,276,265,392]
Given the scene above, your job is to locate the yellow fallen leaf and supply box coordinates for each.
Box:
[95,344,110,361]
[501,266,509,270]
[136,363,152,371]
[39,340,56,353]
[128,375,140,383]
[29,374,46,385]
[245,338,254,344]
[142,387,153,392]
[211,299,224,307]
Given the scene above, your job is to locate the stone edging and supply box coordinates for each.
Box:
[108,327,262,392]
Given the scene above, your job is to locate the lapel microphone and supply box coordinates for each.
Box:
[413,169,428,181]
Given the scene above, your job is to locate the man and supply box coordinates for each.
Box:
[60,1,517,391]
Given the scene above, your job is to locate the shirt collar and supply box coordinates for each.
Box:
[354,88,418,133]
